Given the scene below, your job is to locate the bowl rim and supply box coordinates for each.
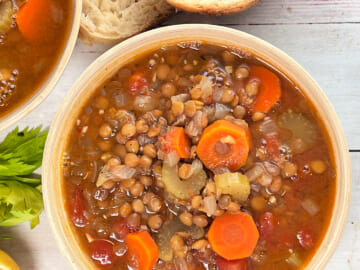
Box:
[0,0,82,132]
[42,24,351,270]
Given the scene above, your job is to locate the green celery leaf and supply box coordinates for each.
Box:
[0,180,43,228]
[0,129,47,168]
[0,127,48,177]
[0,157,38,176]
[0,175,41,186]
[0,127,43,153]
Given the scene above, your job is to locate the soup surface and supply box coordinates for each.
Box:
[63,43,335,270]
[0,0,72,118]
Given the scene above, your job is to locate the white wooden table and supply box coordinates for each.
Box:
[0,0,359,269]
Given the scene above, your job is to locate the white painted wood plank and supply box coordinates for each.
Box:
[0,152,357,270]
[165,0,360,25]
[1,24,359,148]
[326,152,360,270]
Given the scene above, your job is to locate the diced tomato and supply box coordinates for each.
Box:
[258,212,276,240]
[297,229,314,249]
[128,72,148,95]
[265,135,281,162]
[216,256,248,270]
[71,188,88,227]
[90,239,115,266]
[112,219,131,241]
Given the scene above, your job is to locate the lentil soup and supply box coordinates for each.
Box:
[63,43,335,270]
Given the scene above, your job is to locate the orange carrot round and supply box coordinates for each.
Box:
[208,212,259,260]
[125,231,159,270]
[197,120,251,171]
[16,0,56,43]
[249,66,281,113]
[161,127,190,158]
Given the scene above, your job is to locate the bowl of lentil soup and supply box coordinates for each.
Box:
[0,0,81,131]
[43,24,351,270]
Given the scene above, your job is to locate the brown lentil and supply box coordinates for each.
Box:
[161,82,176,98]
[310,160,326,174]
[148,214,163,230]
[235,66,249,80]
[119,202,132,218]
[127,213,141,227]
[179,212,193,226]
[178,163,193,179]
[125,140,139,153]
[149,196,162,212]
[192,215,208,227]
[124,153,140,168]
[135,119,149,133]
[99,123,112,138]
[139,155,152,169]
[130,182,144,197]
[156,64,171,80]
[171,101,184,116]
[139,175,153,186]
[132,199,145,213]
[143,144,157,158]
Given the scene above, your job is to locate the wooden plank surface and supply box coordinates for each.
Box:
[165,0,360,25]
[1,1,360,269]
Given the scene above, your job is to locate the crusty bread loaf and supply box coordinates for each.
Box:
[80,0,175,45]
[166,0,260,15]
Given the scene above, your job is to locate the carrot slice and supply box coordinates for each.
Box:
[197,120,251,171]
[125,231,159,270]
[16,0,55,43]
[208,212,259,260]
[249,66,281,113]
[161,127,190,158]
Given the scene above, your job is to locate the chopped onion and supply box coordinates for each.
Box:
[213,167,230,175]
[213,89,223,102]
[109,165,136,179]
[164,150,180,167]
[259,117,278,135]
[191,159,203,175]
[171,93,190,103]
[199,75,214,100]
[173,114,186,126]
[263,161,280,176]
[185,111,203,137]
[214,103,231,120]
[96,164,136,186]
[134,95,158,112]
[138,134,156,146]
[301,198,320,216]
[203,195,217,216]
[258,172,272,187]
[287,252,302,267]
[245,165,264,182]
[114,93,128,108]
[203,104,216,123]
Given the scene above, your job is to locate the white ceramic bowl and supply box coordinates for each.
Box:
[0,0,82,131]
[43,24,351,270]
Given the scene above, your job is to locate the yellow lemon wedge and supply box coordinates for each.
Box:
[0,249,20,270]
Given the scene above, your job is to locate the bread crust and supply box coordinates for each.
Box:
[166,0,260,15]
[80,0,175,45]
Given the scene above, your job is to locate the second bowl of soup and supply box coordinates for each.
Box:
[43,24,351,270]
[0,0,81,130]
